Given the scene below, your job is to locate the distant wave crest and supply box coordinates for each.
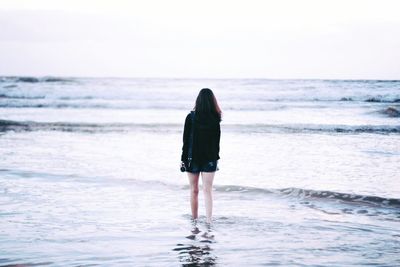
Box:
[0,120,181,133]
[1,120,399,134]
[0,76,75,83]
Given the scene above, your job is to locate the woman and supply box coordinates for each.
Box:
[181,88,222,224]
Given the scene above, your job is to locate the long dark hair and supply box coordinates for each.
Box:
[193,88,222,121]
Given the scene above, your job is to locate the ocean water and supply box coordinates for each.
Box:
[0,77,399,266]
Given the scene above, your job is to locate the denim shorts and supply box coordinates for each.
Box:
[187,160,219,173]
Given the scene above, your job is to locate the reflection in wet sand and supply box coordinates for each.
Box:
[173,223,217,266]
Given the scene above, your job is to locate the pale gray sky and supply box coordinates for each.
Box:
[1,0,399,79]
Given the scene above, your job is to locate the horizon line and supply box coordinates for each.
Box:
[1,74,400,81]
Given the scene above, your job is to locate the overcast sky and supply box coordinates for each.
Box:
[0,0,399,79]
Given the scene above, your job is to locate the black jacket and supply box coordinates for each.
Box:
[181,111,221,165]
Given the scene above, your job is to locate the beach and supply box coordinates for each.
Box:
[1,77,399,266]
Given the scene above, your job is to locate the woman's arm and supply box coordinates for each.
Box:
[216,122,221,158]
[181,113,191,162]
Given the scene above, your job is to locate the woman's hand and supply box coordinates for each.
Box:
[180,161,187,172]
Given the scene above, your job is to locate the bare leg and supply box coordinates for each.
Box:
[201,171,215,224]
[187,172,200,220]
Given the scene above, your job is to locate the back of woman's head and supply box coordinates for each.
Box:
[194,88,222,121]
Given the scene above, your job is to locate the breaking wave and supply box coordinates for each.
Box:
[215,185,400,208]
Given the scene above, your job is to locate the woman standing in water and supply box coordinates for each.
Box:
[181,88,222,224]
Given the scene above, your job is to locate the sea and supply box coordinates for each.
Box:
[0,77,399,266]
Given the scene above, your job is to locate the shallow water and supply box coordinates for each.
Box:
[0,77,399,266]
